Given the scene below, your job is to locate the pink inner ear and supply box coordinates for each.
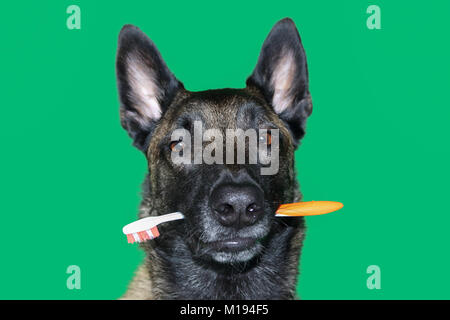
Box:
[271,51,296,114]
[126,55,162,122]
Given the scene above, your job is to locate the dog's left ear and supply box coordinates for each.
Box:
[246,18,312,144]
[116,25,183,152]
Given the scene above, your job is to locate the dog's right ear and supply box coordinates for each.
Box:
[116,25,183,152]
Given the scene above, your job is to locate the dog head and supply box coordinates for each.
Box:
[116,18,312,264]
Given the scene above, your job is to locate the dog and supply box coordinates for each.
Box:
[116,18,313,299]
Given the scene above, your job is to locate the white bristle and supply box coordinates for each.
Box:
[132,233,140,242]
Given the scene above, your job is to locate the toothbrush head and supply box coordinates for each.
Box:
[125,226,160,244]
[122,212,184,244]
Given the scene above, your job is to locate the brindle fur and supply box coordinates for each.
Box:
[116,18,312,299]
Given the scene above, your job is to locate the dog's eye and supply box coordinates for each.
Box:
[259,132,272,146]
[170,141,185,152]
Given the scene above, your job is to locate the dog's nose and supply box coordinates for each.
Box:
[210,183,264,228]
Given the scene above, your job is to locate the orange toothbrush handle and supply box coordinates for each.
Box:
[276,201,343,216]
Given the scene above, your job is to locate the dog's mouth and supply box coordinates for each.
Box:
[197,236,264,263]
[188,203,273,263]
[208,237,257,253]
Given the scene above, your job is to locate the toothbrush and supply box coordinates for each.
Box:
[122,212,184,243]
[122,201,343,243]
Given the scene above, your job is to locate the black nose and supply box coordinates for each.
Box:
[210,183,264,228]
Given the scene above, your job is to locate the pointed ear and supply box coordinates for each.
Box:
[116,25,183,152]
[246,18,312,144]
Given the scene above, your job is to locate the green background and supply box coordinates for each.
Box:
[1,0,449,299]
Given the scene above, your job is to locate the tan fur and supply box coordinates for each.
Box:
[120,263,154,300]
